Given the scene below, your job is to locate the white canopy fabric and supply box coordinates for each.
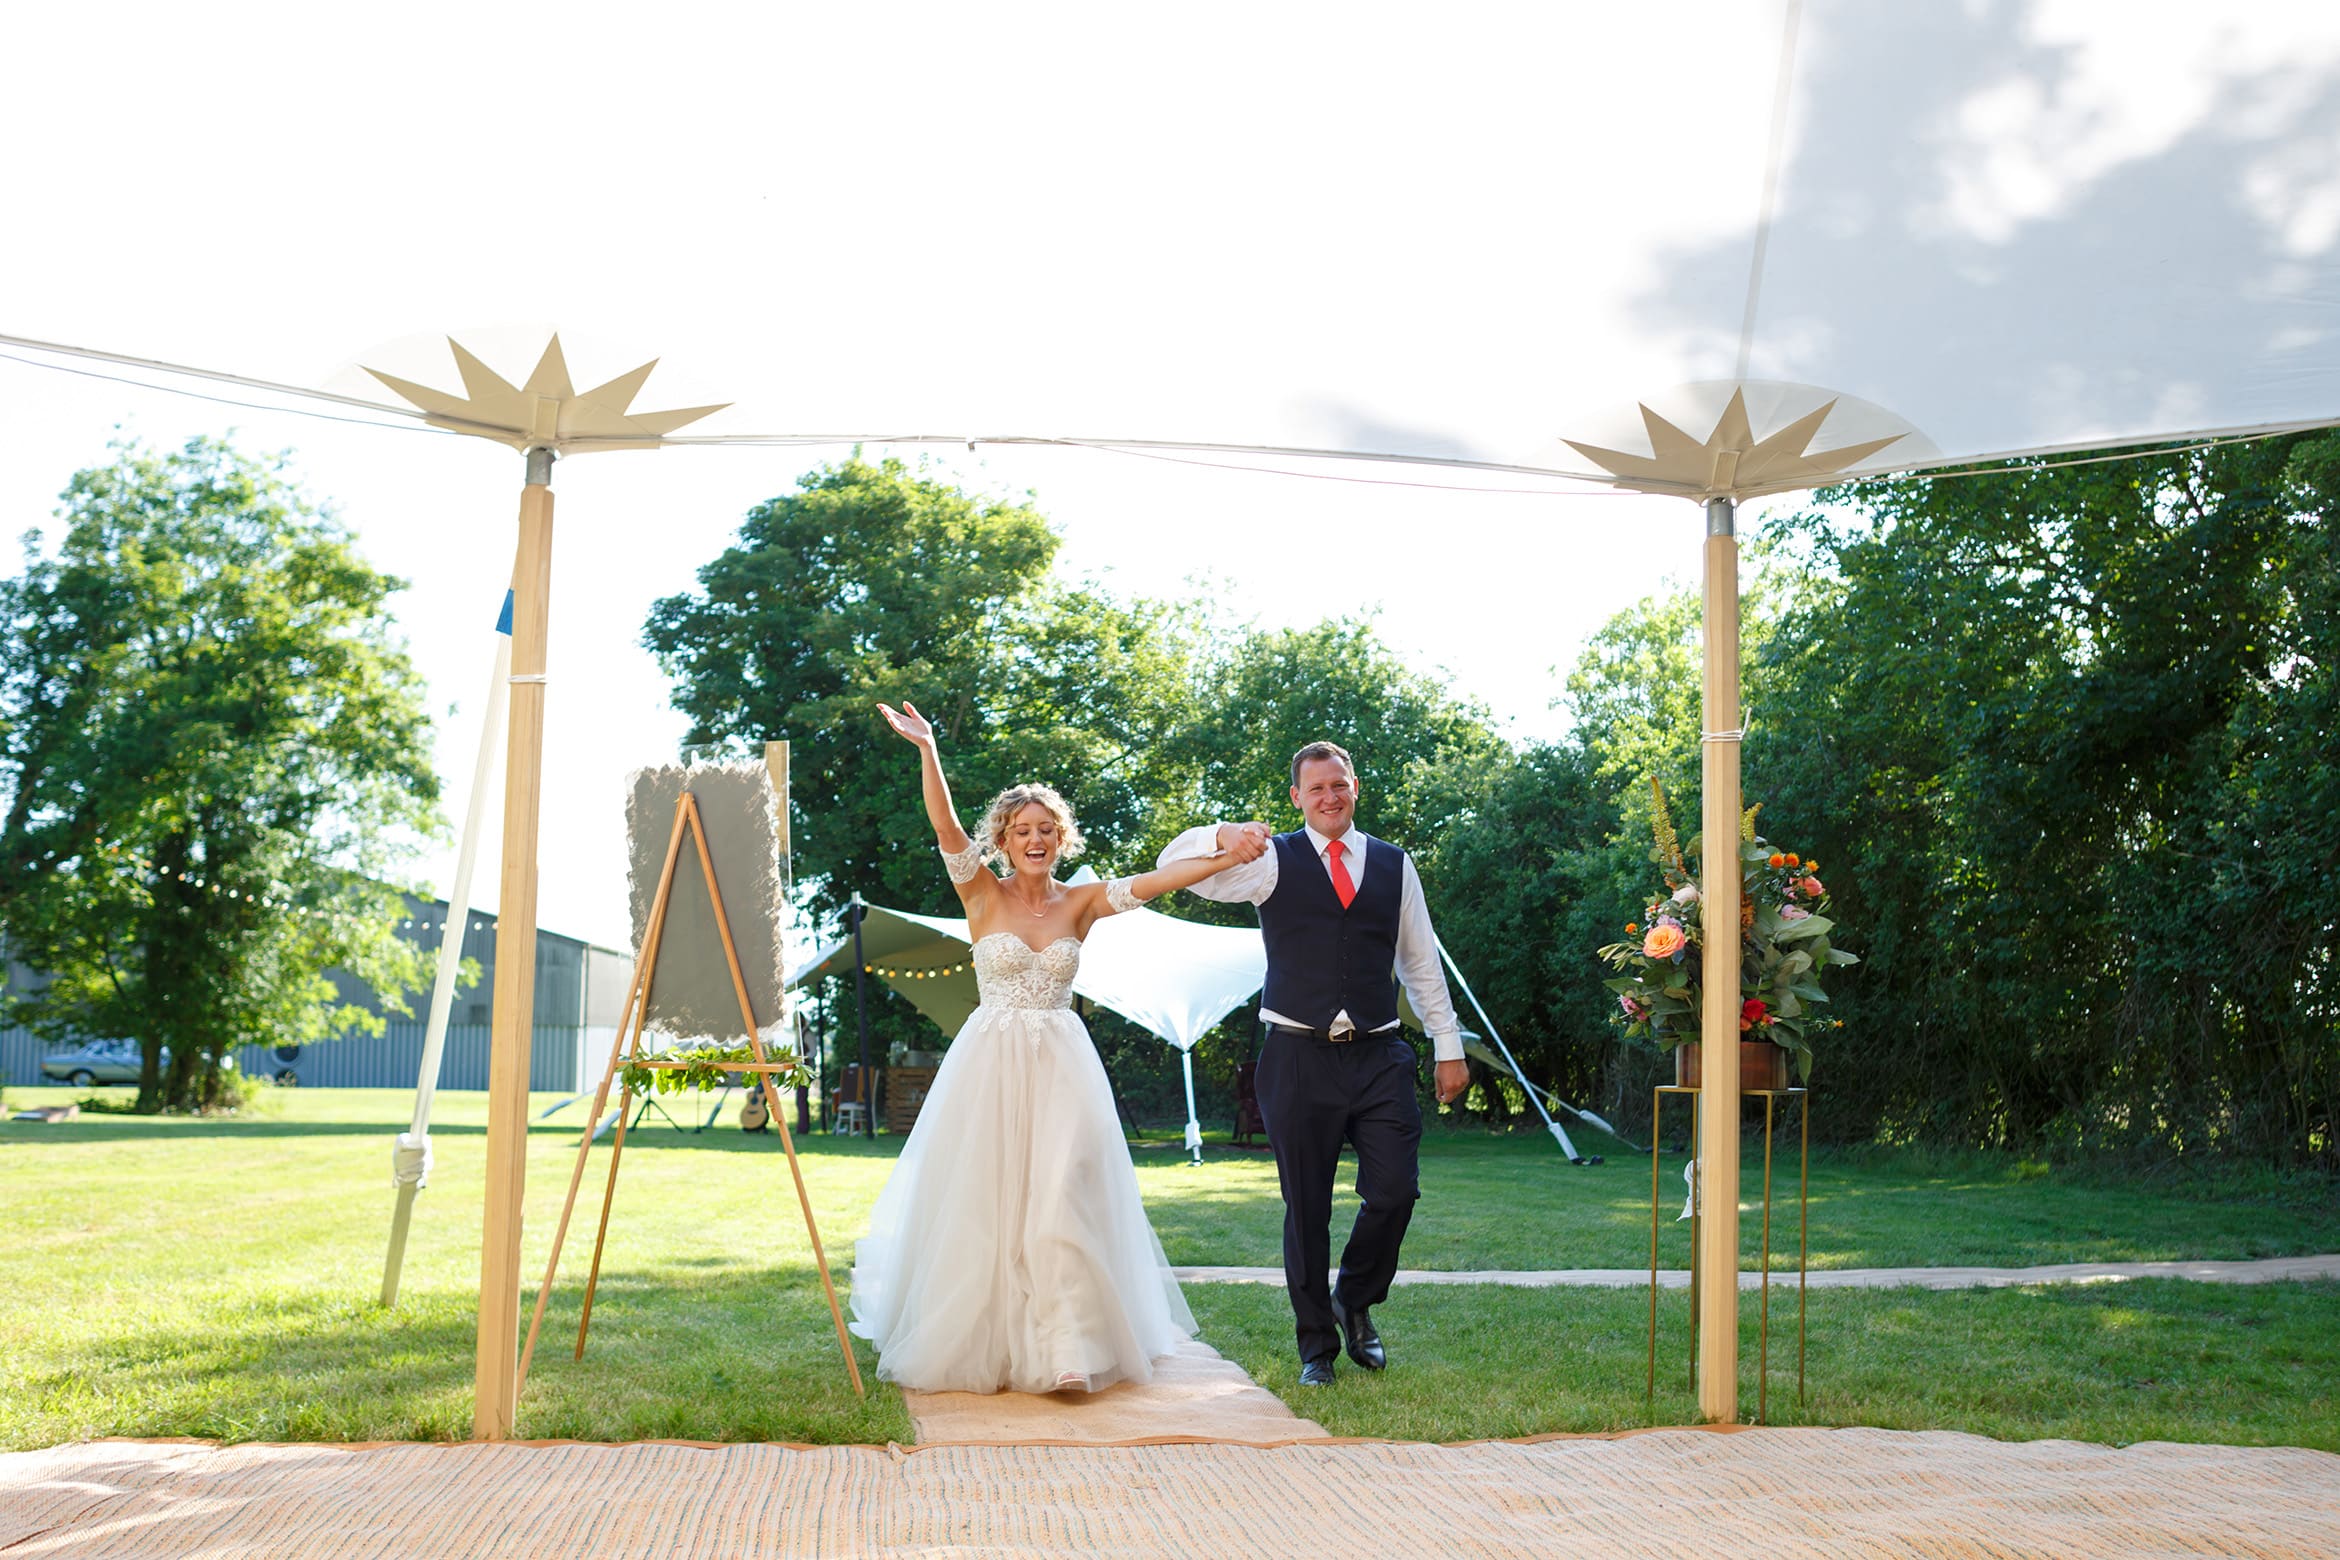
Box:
[10,4,2338,495]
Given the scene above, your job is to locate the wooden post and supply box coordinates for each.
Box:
[474,453,555,1441]
[763,742,812,1134]
[763,740,791,856]
[1697,498,1742,1424]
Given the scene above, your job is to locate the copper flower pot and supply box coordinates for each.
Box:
[1674,1040,1790,1092]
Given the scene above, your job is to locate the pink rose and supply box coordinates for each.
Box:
[1799,876,1824,898]
[1779,904,1810,921]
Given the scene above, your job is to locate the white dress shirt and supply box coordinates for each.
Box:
[1158,821,1465,1063]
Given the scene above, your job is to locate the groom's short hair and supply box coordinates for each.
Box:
[1290,741,1354,787]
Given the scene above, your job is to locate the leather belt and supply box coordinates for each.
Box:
[1268,1023,1355,1043]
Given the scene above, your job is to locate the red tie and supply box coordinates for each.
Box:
[1325,837,1357,910]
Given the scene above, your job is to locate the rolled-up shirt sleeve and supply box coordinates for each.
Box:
[1157,822,1279,905]
[1395,854,1465,1062]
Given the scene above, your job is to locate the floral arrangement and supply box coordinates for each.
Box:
[1597,779,1856,1082]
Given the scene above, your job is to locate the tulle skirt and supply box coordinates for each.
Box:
[847,1003,1195,1394]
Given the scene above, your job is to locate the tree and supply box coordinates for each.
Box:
[0,439,439,1111]
[645,457,1207,928]
[1749,436,2340,1163]
[1172,616,1509,861]
[1413,740,1638,1122]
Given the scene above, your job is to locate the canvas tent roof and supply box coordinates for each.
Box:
[13,6,2339,496]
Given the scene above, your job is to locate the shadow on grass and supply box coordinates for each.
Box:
[5,1267,908,1450]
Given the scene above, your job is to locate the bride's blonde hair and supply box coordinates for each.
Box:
[976,783,1087,866]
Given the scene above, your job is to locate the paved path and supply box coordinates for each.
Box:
[1173,1252,2340,1290]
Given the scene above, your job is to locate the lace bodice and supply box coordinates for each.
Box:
[972,933,1082,1010]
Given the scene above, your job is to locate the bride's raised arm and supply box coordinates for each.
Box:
[877,700,993,908]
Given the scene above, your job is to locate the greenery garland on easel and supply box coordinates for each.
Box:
[621,1042,810,1098]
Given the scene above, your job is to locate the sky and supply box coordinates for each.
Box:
[4,1,2334,950]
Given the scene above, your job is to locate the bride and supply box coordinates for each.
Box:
[848,700,1251,1395]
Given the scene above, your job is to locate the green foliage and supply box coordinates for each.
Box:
[1748,433,2340,1164]
[1411,741,1631,1120]
[645,456,1206,922]
[1171,615,1510,855]
[620,1044,808,1097]
[0,439,439,1112]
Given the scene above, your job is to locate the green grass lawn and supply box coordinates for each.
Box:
[1,1085,2333,1450]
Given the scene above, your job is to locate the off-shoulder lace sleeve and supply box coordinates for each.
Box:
[940,839,987,884]
[1105,876,1146,914]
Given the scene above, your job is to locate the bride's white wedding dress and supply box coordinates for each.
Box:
[847,887,1195,1394]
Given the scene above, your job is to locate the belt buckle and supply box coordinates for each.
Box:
[1326,1027,1354,1043]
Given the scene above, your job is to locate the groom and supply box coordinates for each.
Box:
[1160,741,1468,1385]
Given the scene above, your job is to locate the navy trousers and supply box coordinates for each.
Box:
[1253,1028,1423,1366]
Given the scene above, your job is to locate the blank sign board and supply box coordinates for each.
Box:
[624,764,787,1043]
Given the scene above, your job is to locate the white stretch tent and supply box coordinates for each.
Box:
[791,879,1265,1164]
[11,0,2339,1433]
[13,6,2339,482]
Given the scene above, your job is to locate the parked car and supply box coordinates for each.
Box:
[40,1040,156,1087]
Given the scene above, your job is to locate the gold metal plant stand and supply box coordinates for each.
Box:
[1647,1082,1809,1422]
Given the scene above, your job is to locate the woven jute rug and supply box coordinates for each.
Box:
[901,1339,1330,1443]
[5,1428,2335,1558]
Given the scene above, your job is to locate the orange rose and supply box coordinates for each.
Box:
[1785,852,1801,867]
[1642,921,1687,959]
[1767,853,1786,868]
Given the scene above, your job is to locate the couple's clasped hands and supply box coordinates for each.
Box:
[1214,820,1273,864]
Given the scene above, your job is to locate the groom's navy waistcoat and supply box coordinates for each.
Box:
[1258,829,1404,1031]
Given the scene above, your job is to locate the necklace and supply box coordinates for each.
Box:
[1013,885,1055,920]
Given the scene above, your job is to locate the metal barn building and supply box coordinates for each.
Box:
[2,898,632,1094]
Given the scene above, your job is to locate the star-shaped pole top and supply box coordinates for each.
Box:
[363,335,726,456]
[1565,386,1912,503]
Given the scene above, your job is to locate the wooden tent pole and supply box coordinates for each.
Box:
[683,792,866,1396]
[474,448,556,1442]
[1697,495,1743,1423]
[516,793,692,1393]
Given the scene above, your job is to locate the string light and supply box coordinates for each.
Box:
[864,961,969,980]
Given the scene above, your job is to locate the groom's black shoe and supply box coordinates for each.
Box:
[1298,1357,1336,1387]
[1330,1287,1386,1371]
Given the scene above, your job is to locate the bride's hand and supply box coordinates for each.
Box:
[877,700,937,747]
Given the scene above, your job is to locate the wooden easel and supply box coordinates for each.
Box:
[516,785,865,1401]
